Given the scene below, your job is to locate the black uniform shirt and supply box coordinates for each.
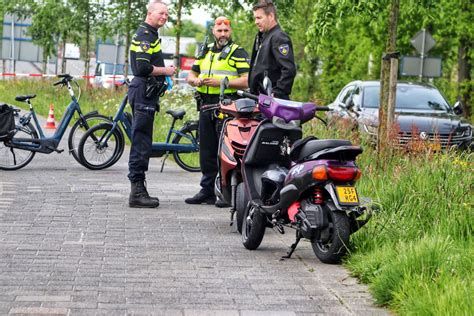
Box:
[248,25,296,99]
[130,22,165,82]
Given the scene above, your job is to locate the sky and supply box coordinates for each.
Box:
[184,7,213,26]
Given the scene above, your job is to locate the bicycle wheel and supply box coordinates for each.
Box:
[78,122,125,170]
[68,113,111,165]
[172,123,200,172]
[0,118,38,170]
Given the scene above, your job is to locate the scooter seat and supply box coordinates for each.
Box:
[290,137,352,162]
[166,109,186,120]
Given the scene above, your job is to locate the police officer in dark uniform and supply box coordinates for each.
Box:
[184,16,250,206]
[249,0,296,100]
[128,1,175,208]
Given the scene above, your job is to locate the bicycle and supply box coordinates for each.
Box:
[0,74,111,170]
[77,83,200,172]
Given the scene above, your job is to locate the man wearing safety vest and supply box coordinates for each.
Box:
[185,16,250,206]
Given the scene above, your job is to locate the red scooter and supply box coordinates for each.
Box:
[206,79,261,232]
[236,78,372,263]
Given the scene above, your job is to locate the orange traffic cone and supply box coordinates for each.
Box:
[44,104,56,129]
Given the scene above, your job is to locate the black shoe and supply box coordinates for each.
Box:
[129,180,160,208]
[185,191,216,205]
[215,199,231,208]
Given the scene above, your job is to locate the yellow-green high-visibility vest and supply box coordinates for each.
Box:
[195,43,245,95]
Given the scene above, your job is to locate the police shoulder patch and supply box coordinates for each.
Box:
[278,44,290,56]
[140,41,151,52]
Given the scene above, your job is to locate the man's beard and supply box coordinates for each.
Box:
[216,37,230,47]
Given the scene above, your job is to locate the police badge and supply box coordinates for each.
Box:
[278,44,289,56]
[140,41,151,52]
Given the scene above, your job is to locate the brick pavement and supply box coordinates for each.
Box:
[0,140,390,315]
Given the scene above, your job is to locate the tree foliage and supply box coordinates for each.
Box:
[306,0,473,116]
[1,0,471,117]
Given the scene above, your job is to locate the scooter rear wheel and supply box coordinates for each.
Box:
[311,210,350,264]
[242,205,266,250]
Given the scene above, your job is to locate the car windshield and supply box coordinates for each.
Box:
[362,85,450,111]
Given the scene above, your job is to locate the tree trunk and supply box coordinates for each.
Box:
[458,36,472,118]
[124,0,132,78]
[84,2,91,88]
[61,36,67,74]
[377,0,399,155]
[41,50,47,76]
[174,0,184,77]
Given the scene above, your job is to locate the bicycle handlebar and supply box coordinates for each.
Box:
[53,74,74,87]
[122,78,130,87]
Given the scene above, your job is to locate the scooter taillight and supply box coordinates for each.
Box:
[327,166,361,182]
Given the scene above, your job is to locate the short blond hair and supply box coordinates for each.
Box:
[147,0,166,12]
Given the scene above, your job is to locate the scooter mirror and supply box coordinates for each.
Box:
[263,76,272,96]
[220,77,229,102]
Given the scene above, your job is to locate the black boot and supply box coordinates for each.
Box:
[184,191,216,205]
[129,180,160,208]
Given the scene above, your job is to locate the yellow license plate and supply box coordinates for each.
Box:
[336,186,359,205]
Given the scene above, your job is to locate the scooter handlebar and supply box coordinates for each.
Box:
[315,106,331,112]
[237,90,258,101]
[236,91,331,113]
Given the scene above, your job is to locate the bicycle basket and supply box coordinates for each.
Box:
[0,104,16,141]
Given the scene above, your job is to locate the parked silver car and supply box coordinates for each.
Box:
[327,81,472,150]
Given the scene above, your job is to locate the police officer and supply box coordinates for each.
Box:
[185,16,250,206]
[128,1,175,208]
[249,0,296,100]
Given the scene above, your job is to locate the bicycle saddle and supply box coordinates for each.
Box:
[15,94,37,102]
[166,109,186,120]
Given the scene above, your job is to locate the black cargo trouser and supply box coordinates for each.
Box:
[197,93,238,195]
[127,77,159,183]
[198,108,222,195]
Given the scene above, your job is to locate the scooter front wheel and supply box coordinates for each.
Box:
[235,182,248,234]
[242,205,266,250]
[311,209,350,264]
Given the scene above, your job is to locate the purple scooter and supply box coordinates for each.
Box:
[236,79,371,264]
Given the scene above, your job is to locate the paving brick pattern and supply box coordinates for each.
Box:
[0,140,390,315]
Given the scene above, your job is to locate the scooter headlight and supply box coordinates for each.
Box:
[272,116,300,129]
